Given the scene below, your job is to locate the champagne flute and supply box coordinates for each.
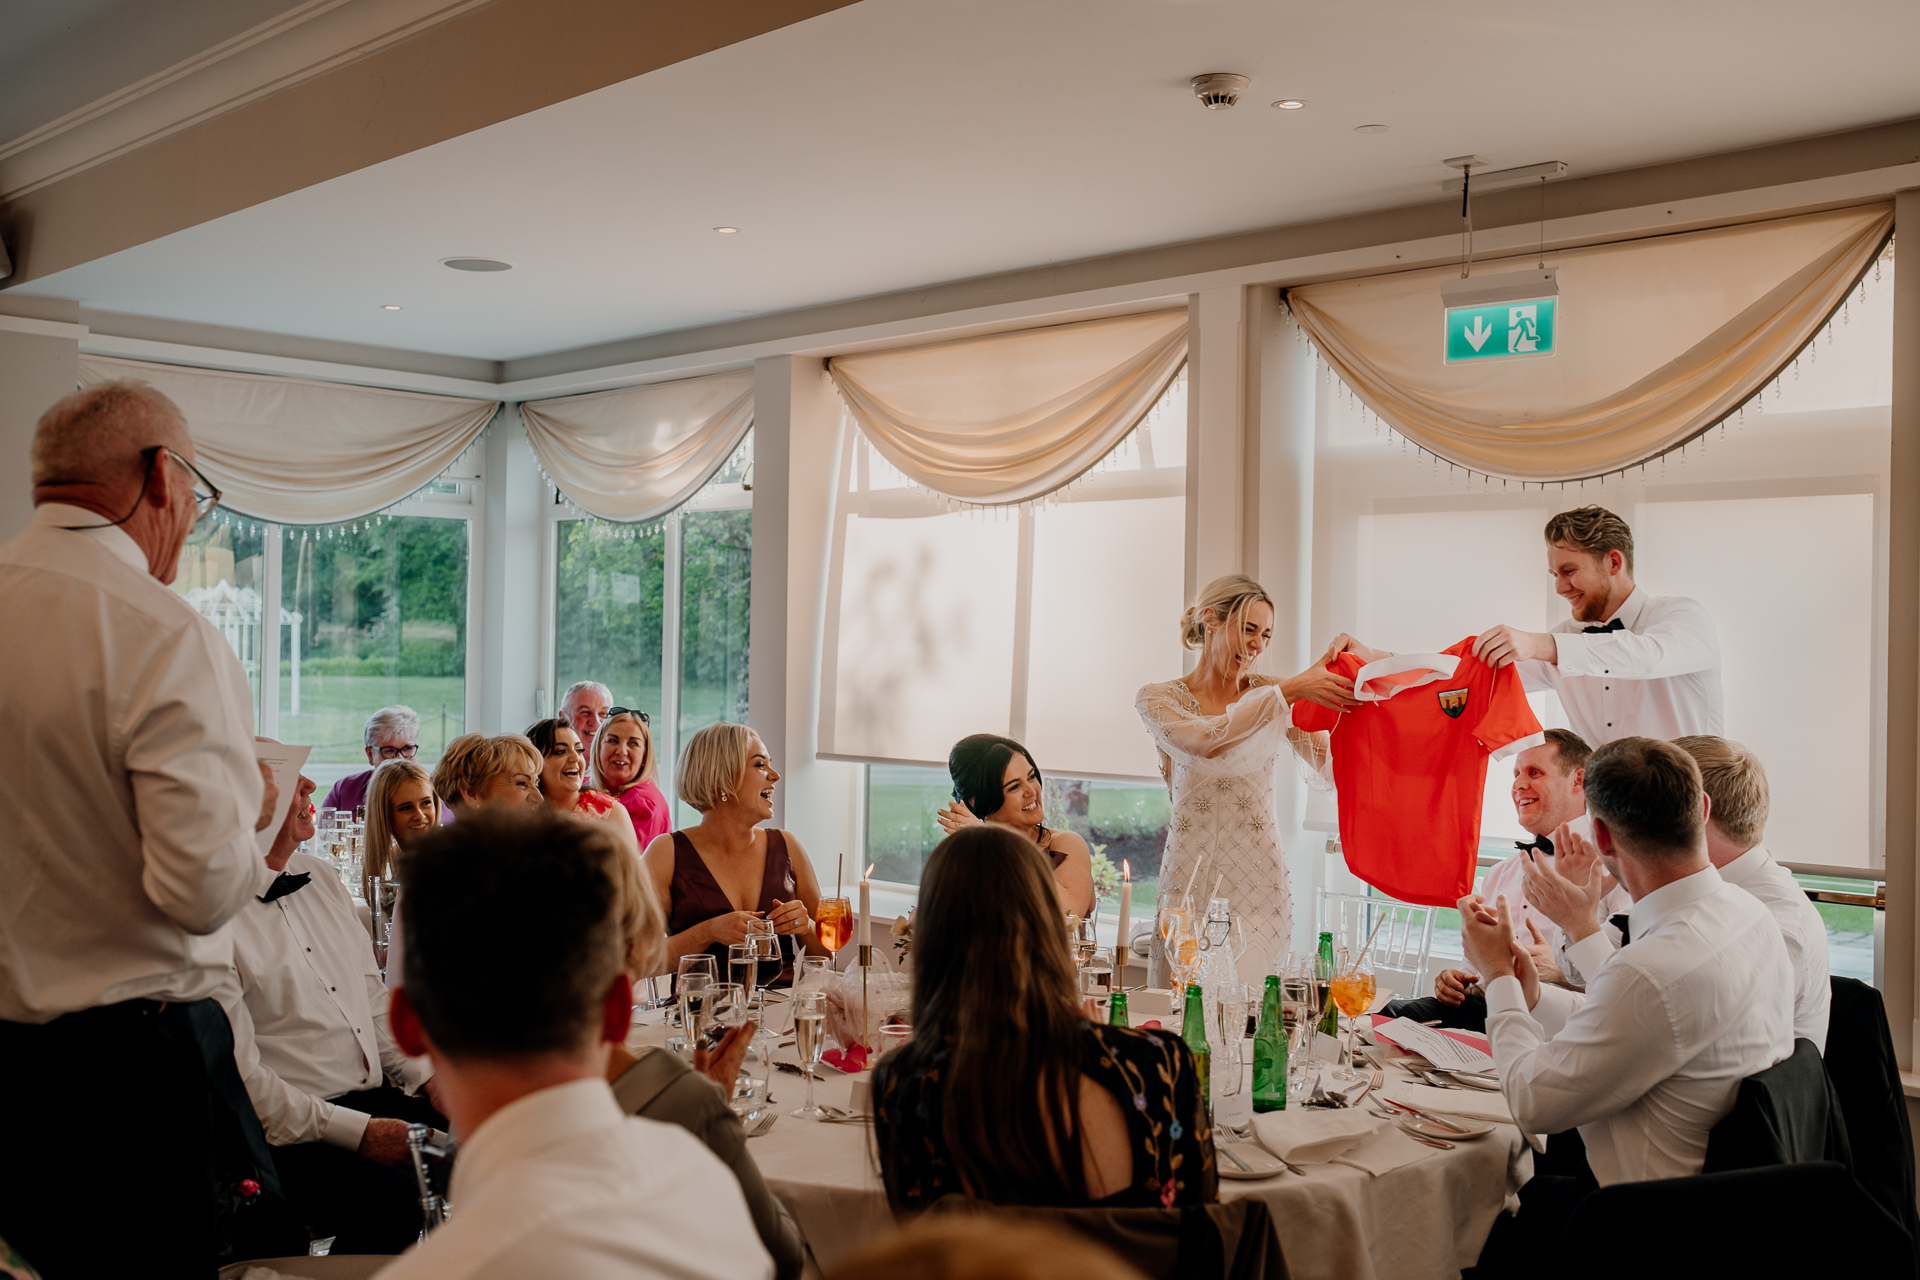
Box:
[728,943,758,1004]
[794,955,831,994]
[674,953,717,1028]
[1216,983,1250,1097]
[791,991,830,1119]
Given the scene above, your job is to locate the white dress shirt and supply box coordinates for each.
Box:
[1478,843,1630,990]
[1518,586,1724,747]
[1484,864,1793,1185]
[376,1077,773,1280]
[217,852,430,1150]
[0,505,266,1023]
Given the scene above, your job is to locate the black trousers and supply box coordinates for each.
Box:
[1382,992,1490,1032]
[272,1085,447,1256]
[0,997,301,1279]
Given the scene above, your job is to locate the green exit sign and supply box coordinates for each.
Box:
[1445,296,1558,364]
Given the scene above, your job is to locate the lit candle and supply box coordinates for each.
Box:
[1117,860,1132,984]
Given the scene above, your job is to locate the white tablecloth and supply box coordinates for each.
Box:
[627,1013,1529,1280]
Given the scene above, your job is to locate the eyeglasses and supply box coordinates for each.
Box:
[376,744,419,760]
[608,707,651,725]
[154,447,221,522]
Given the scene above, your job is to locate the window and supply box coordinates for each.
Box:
[865,764,1172,918]
[552,434,752,817]
[1314,257,1894,981]
[842,376,1188,905]
[171,462,479,797]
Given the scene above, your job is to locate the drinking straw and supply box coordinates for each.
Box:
[1210,871,1225,904]
[836,850,844,897]
[1181,854,1207,910]
[1346,912,1390,976]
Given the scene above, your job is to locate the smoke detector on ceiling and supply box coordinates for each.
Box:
[1190,73,1250,111]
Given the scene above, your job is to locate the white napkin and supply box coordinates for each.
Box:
[1251,1108,1385,1165]
[1381,1079,1515,1124]
[1331,1125,1445,1176]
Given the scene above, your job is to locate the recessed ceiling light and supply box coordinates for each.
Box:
[1354,123,1389,134]
[382,304,403,311]
[1271,99,1308,110]
[713,226,740,234]
[441,257,514,272]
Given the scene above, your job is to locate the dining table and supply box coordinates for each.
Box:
[626,1004,1532,1280]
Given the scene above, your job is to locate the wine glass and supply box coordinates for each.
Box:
[1160,907,1200,992]
[1280,954,1315,1039]
[679,973,714,1046]
[790,991,830,1119]
[1327,950,1376,1082]
[794,955,832,994]
[1215,983,1251,1097]
[816,896,852,964]
[674,954,717,1028]
[1078,949,1114,1021]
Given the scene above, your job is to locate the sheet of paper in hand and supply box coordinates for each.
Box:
[1370,1016,1496,1073]
[253,742,311,854]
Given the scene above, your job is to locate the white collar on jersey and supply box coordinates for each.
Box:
[1352,652,1460,701]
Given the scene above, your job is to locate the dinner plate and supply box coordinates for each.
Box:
[1431,1069,1502,1092]
[1216,1141,1290,1179]
[1396,1115,1493,1142]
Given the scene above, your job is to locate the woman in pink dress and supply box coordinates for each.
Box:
[592,708,672,848]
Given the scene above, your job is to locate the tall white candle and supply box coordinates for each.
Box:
[858,864,874,966]
[1117,861,1132,981]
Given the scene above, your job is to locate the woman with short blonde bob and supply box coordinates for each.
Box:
[1135,574,1364,976]
[641,722,827,981]
[430,732,543,814]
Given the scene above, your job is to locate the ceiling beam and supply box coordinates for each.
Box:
[0,0,859,286]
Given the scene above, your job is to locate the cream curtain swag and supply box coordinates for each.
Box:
[829,309,1188,505]
[519,370,754,523]
[1285,203,1894,482]
[76,356,499,524]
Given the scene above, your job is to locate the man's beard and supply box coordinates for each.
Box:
[1571,582,1616,623]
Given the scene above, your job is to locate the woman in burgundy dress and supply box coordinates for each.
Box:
[641,721,828,983]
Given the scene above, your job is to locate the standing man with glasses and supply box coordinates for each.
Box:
[321,706,425,817]
[0,381,287,1277]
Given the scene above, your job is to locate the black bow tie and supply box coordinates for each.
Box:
[1517,834,1554,858]
[1581,618,1626,634]
[260,871,311,904]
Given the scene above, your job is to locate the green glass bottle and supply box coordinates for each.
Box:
[1251,974,1288,1112]
[1315,931,1341,1038]
[1181,982,1211,1104]
[1109,991,1130,1028]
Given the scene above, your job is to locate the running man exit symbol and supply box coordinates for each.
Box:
[1444,296,1557,364]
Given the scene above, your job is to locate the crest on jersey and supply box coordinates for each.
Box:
[1437,688,1469,719]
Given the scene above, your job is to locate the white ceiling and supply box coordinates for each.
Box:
[13,0,1920,362]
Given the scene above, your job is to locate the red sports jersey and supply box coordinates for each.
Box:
[1292,637,1543,908]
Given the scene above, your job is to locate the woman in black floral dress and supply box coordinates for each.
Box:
[871,825,1215,1213]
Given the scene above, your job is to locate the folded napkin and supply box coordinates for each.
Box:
[1381,1078,1514,1124]
[821,1044,869,1073]
[1251,1108,1385,1165]
[1331,1125,1445,1176]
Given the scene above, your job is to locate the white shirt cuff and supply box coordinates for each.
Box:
[1484,974,1530,1017]
[1566,928,1620,984]
[1552,632,1598,676]
[321,1102,371,1152]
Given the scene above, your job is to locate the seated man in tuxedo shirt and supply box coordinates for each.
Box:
[217,770,446,1255]
[382,807,770,1280]
[1528,735,1831,1050]
[1462,737,1793,1193]
[1385,729,1627,1030]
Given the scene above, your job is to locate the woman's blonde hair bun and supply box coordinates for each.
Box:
[1181,573,1275,659]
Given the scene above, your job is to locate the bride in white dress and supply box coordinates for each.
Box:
[1136,574,1360,982]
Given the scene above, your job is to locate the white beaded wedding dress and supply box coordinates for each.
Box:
[1135,678,1328,984]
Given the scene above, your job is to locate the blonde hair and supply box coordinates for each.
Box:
[677,721,758,812]
[1673,735,1770,846]
[1180,573,1275,678]
[432,732,541,808]
[591,710,657,794]
[607,843,667,980]
[363,759,437,901]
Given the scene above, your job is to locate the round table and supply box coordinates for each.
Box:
[628,1010,1530,1280]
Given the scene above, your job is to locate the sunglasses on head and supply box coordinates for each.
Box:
[607,707,651,725]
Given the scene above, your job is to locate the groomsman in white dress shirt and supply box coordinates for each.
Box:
[218,769,446,1255]
[1464,736,1791,1187]
[1527,736,1830,1051]
[0,381,282,1278]
[1472,506,1724,747]
[381,807,770,1280]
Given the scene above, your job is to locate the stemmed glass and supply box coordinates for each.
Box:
[1327,950,1376,1083]
[815,897,853,967]
[1159,906,1199,992]
[679,973,714,1046]
[728,943,759,1004]
[1215,983,1251,1098]
[790,991,830,1119]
